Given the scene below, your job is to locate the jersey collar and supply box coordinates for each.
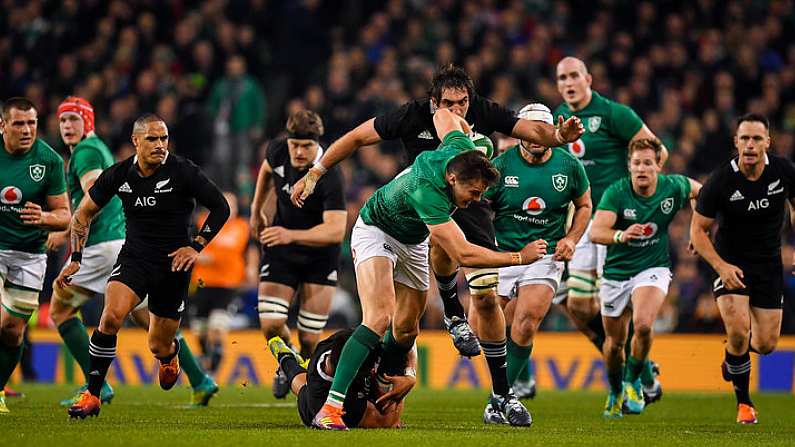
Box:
[730,153,769,172]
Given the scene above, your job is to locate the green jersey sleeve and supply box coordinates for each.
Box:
[671,174,692,209]
[596,181,621,213]
[72,147,105,179]
[47,156,67,196]
[407,180,453,226]
[611,103,644,142]
[572,158,590,198]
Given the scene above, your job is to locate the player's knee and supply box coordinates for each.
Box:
[755,338,778,355]
[392,324,419,346]
[0,325,24,347]
[98,312,124,335]
[49,291,76,326]
[513,313,540,340]
[297,309,328,336]
[466,269,498,300]
[362,312,391,335]
[604,336,625,357]
[633,322,653,340]
[258,296,290,327]
[567,298,596,321]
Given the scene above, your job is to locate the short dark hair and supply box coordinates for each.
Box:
[1,97,36,120]
[286,110,324,140]
[628,138,664,162]
[446,150,499,186]
[132,113,166,134]
[429,64,475,103]
[736,113,769,131]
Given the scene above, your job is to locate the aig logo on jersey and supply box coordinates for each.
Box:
[552,174,568,192]
[522,197,546,216]
[660,197,674,214]
[1,186,22,204]
[568,139,585,158]
[135,196,156,207]
[29,164,45,182]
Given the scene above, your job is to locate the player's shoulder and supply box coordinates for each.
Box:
[491,145,517,167]
[165,152,201,174]
[605,176,632,196]
[552,146,580,163]
[767,153,795,172]
[265,137,289,159]
[73,135,110,158]
[552,102,570,117]
[33,138,64,164]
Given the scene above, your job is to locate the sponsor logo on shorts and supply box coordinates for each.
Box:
[661,197,674,214]
[522,197,546,216]
[1,186,22,204]
[29,164,45,182]
[260,264,270,277]
[713,277,724,291]
[177,301,185,313]
[552,173,568,192]
[504,176,519,187]
[383,243,394,253]
[327,270,338,281]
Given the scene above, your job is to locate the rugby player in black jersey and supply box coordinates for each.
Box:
[691,113,795,424]
[57,114,230,418]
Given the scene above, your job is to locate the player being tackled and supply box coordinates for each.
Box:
[591,138,700,418]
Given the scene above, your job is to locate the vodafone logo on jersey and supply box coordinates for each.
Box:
[568,139,586,158]
[522,197,546,216]
[1,186,22,205]
[638,222,658,239]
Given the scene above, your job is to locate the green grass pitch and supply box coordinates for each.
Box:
[3,385,794,446]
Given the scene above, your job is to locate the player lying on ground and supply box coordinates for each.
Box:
[268,328,416,429]
[50,97,217,408]
[691,113,795,424]
[591,138,700,419]
[482,103,591,422]
[57,114,230,419]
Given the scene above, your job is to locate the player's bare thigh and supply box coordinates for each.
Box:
[98,280,143,334]
[629,286,667,336]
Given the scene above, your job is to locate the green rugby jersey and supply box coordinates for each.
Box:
[554,91,644,209]
[359,130,475,244]
[486,147,589,253]
[597,174,691,281]
[68,135,126,246]
[0,139,67,253]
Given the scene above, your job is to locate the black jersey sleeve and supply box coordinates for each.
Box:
[478,96,519,136]
[186,161,231,244]
[695,168,724,218]
[318,168,346,212]
[373,101,423,141]
[265,138,286,167]
[782,157,795,199]
[88,161,125,208]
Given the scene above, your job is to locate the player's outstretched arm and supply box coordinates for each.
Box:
[291,118,382,207]
[512,115,584,147]
[590,210,645,245]
[261,210,347,247]
[20,192,71,231]
[631,124,670,166]
[555,189,592,261]
[428,220,547,268]
[250,158,273,240]
[432,108,471,140]
[687,177,703,209]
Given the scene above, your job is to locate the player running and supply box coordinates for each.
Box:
[57,114,230,419]
[554,57,666,401]
[0,97,70,414]
[250,110,346,398]
[309,109,550,430]
[267,329,416,429]
[485,103,591,419]
[49,97,217,408]
[292,66,583,413]
[691,113,795,424]
[591,138,700,418]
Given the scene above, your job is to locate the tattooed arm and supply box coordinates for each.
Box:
[55,194,103,288]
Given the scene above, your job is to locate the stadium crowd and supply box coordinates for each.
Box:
[2,0,794,335]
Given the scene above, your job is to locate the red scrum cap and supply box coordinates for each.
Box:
[58,96,95,135]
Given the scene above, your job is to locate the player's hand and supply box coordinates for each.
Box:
[47,230,69,251]
[717,262,746,290]
[519,239,548,264]
[622,224,646,242]
[20,201,45,226]
[687,240,697,255]
[250,213,268,242]
[553,237,576,261]
[168,246,199,272]
[290,167,323,208]
[260,226,294,247]
[375,374,416,414]
[55,261,81,289]
[557,115,585,144]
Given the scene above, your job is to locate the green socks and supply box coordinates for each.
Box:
[640,359,656,386]
[58,317,92,382]
[507,332,533,385]
[624,356,644,383]
[0,342,23,388]
[176,330,207,388]
[326,325,380,407]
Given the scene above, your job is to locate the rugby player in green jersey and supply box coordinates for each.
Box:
[0,97,70,413]
[591,138,700,418]
[49,97,217,408]
[309,109,548,430]
[555,57,668,402]
[486,103,592,421]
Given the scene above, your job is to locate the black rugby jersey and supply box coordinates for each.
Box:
[696,153,795,263]
[89,152,230,262]
[373,94,517,165]
[265,138,345,259]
